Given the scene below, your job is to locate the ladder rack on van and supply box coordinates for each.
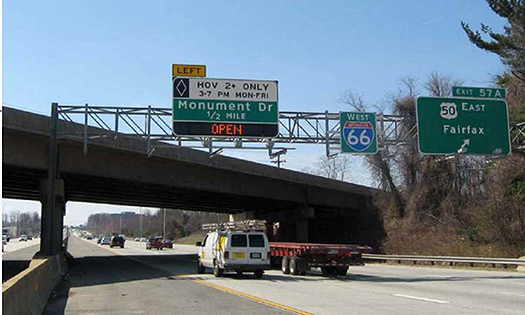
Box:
[202,220,267,232]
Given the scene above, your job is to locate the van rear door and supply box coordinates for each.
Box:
[247,233,267,265]
[229,234,248,265]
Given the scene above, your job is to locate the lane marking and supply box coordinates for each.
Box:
[501,292,525,297]
[392,294,451,304]
[78,237,309,314]
[195,279,312,315]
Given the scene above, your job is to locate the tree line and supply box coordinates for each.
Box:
[310,1,525,257]
[86,209,229,239]
[2,211,41,237]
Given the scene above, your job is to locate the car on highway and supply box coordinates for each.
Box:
[134,238,140,242]
[162,239,173,249]
[110,236,125,248]
[146,236,164,250]
[197,222,271,278]
[139,238,146,242]
[20,235,28,242]
[2,235,6,252]
[27,235,33,240]
[100,237,111,245]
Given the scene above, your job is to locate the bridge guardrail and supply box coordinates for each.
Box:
[363,254,525,268]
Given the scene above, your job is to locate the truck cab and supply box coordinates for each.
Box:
[196,220,271,278]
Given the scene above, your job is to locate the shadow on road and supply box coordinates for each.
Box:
[2,260,31,282]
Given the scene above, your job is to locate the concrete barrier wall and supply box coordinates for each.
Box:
[2,253,66,315]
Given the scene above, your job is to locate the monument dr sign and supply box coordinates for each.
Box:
[173,78,278,137]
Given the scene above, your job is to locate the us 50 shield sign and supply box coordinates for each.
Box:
[340,112,378,154]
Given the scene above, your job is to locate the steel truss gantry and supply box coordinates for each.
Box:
[55,104,525,161]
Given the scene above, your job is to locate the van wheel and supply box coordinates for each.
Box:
[254,270,263,279]
[281,257,290,274]
[213,261,223,277]
[197,261,205,274]
[289,257,299,275]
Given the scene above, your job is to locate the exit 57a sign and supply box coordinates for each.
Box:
[416,97,511,155]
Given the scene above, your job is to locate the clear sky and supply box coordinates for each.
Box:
[2,1,507,225]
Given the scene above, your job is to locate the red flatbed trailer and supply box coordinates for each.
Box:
[270,242,372,276]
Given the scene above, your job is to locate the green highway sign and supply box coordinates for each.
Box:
[340,112,378,154]
[416,97,511,155]
[452,86,506,99]
[173,77,279,137]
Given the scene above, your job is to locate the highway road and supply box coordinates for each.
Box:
[43,236,289,315]
[43,236,525,314]
[2,238,41,282]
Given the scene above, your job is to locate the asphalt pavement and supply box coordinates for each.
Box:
[2,238,41,282]
[48,236,525,315]
[43,236,289,315]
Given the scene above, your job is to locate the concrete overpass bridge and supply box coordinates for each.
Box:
[3,106,382,255]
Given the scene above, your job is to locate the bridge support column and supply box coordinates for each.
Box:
[39,179,65,256]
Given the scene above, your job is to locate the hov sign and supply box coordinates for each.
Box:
[416,97,510,155]
[340,112,378,154]
[172,77,279,137]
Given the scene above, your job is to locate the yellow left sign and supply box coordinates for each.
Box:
[172,64,206,77]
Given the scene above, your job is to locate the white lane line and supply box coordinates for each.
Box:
[392,294,451,304]
[500,292,525,297]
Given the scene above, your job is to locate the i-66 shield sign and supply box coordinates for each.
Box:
[340,112,378,154]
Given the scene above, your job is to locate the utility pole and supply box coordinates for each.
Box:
[163,209,166,239]
[119,214,122,234]
[139,207,143,235]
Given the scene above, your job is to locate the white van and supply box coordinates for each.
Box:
[196,223,271,278]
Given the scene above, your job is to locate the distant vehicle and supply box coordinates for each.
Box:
[139,238,146,242]
[27,235,33,240]
[20,235,28,242]
[97,236,104,244]
[146,237,164,250]
[162,239,173,249]
[100,237,111,245]
[110,236,125,248]
[134,238,140,242]
[2,235,7,245]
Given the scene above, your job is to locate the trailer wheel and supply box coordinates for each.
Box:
[281,257,290,274]
[336,267,348,276]
[321,267,335,277]
[289,257,299,275]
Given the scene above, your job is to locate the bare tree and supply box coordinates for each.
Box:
[341,90,367,112]
[303,155,353,182]
[425,71,463,97]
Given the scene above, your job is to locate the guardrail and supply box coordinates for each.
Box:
[363,254,525,269]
